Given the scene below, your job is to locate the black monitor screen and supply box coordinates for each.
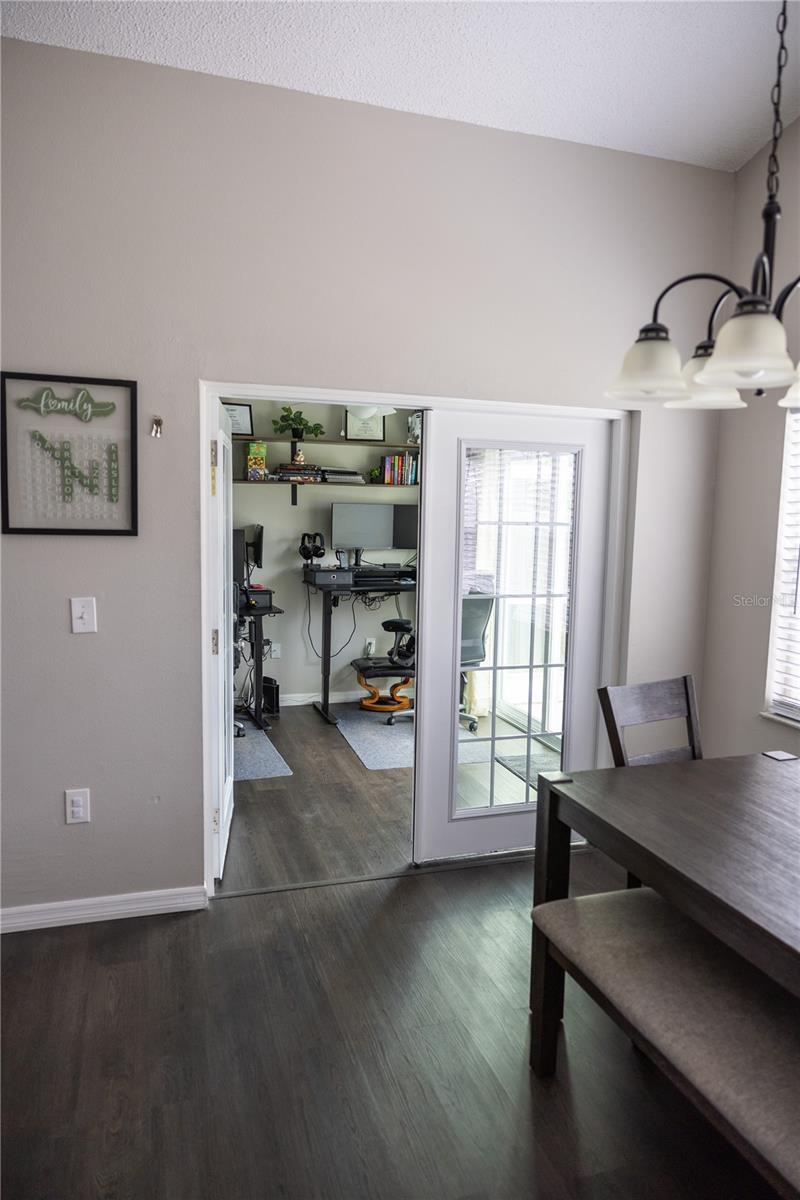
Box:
[392,505,418,550]
[233,528,247,586]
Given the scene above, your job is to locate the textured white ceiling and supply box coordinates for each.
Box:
[2,1,799,170]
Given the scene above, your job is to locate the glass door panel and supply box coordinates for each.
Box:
[455,446,575,814]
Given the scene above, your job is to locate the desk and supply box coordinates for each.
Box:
[310,577,416,725]
[531,754,800,1004]
[238,597,284,733]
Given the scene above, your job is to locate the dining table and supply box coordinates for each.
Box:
[531,752,800,1000]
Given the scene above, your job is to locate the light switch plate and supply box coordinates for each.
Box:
[70,597,97,633]
[65,788,90,823]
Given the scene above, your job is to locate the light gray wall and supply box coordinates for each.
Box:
[2,39,733,906]
[701,120,800,757]
[231,400,418,698]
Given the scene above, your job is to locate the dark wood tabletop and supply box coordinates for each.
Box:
[533,754,800,998]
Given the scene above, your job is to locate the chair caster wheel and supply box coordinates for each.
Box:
[469,720,478,733]
[386,715,395,726]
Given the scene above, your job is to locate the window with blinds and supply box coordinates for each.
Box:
[766,412,800,722]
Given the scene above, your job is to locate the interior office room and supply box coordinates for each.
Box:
[224,397,423,889]
[1,4,800,1200]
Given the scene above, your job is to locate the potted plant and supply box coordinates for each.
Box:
[368,467,383,484]
[271,405,324,441]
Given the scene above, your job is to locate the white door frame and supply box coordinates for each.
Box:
[199,380,632,897]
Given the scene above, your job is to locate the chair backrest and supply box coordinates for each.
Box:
[597,675,703,768]
[461,595,494,668]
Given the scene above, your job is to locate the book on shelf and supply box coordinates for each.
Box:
[380,451,419,485]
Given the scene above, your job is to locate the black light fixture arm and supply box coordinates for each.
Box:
[774,275,800,322]
[651,273,745,326]
[706,289,736,341]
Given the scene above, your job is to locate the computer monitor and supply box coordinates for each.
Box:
[392,505,418,550]
[331,503,394,551]
[246,523,263,569]
[233,528,247,586]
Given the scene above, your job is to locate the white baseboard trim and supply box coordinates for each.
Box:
[281,689,365,707]
[1,885,208,933]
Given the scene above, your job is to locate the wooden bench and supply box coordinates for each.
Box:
[532,888,800,1200]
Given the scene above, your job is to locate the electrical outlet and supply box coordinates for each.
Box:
[65,788,91,824]
[271,643,281,659]
[70,597,97,634]
[365,638,376,657]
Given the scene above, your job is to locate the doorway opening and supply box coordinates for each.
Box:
[201,384,630,897]
[219,394,424,893]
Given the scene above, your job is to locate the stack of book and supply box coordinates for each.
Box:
[380,452,419,486]
[275,462,322,483]
[321,467,365,485]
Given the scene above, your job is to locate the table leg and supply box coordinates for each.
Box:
[530,773,572,1075]
[313,590,339,726]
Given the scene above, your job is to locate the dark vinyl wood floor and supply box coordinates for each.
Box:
[2,854,778,1200]
[221,704,412,892]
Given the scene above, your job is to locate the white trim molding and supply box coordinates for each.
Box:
[1,886,208,933]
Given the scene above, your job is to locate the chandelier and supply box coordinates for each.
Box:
[606,0,799,411]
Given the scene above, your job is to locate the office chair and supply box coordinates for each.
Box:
[350,595,494,728]
[458,595,494,732]
[350,619,416,718]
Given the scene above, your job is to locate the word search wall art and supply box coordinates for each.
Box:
[1,373,138,535]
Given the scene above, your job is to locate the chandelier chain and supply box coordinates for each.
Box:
[767,0,789,199]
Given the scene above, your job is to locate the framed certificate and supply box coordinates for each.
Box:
[345,409,386,442]
[223,402,254,437]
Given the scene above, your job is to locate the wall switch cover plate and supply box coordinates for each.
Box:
[65,788,91,823]
[70,597,97,633]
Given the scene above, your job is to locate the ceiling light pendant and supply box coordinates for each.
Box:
[607,1,799,412]
[696,298,795,388]
[777,368,800,409]
[664,342,747,409]
[604,323,686,399]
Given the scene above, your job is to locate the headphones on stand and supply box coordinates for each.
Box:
[299,532,326,563]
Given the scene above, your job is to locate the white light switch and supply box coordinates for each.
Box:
[65,788,91,824]
[70,597,97,633]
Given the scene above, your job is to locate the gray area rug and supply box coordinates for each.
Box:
[332,703,491,771]
[496,749,561,785]
[234,726,293,781]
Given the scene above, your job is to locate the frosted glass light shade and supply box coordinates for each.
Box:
[605,334,686,399]
[664,356,747,410]
[695,311,796,388]
[777,369,800,409]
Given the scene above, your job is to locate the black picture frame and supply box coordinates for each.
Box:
[223,402,254,437]
[345,409,386,442]
[1,371,139,535]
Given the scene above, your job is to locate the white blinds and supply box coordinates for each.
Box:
[767,412,800,722]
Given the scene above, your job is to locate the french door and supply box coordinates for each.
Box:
[413,408,613,862]
[211,404,235,879]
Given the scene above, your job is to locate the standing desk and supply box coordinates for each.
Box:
[309,576,416,725]
[238,594,284,733]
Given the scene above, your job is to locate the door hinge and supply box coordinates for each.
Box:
[210,439,218,496]
[212,807,220,834]
[211,628,219,655]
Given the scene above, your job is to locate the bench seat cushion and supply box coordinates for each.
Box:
[533,888,800,1193]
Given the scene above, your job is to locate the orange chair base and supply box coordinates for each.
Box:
[356,673,413,713]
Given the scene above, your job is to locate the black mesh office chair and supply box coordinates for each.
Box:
[350,595,493,727]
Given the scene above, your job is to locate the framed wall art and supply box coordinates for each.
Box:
[1,372,138,535]
[222,401,254,437]
[345,408,386,442]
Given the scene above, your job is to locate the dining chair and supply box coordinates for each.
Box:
[597,674,703,886]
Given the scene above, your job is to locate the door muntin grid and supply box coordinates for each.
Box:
[454,446,577,815]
